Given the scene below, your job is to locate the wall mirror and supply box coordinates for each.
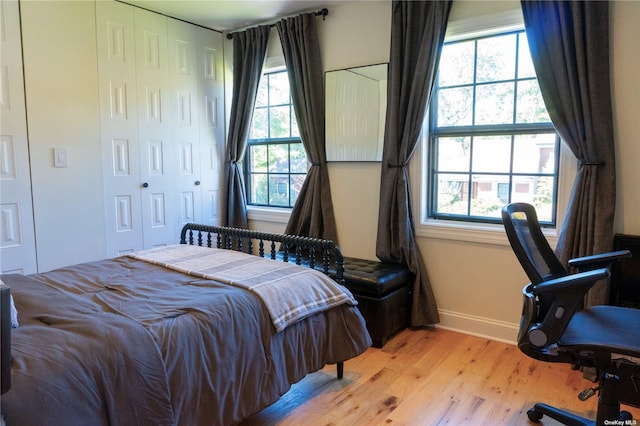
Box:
[325,63,388,162]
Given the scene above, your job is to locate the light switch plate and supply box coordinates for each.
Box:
[53,147,68,168]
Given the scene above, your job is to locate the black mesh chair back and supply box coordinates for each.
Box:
[502,202,569,322]
[502,202,566,284]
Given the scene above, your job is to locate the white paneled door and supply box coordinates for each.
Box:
[97,1,143,256]
[168,18,202,229]
[195,25,224,227]
[0,0,37,274]
[134,8,175,249]
[97,1,223,257]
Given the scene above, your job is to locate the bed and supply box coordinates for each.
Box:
[0,224,372,426]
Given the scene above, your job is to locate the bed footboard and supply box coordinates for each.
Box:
[180,223,345,284]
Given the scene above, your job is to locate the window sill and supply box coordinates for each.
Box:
[246,206,291,224]
[416,218,559,248]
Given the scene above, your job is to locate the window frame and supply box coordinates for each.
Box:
[428,29,560,226]
[244,69,307,210]
[413,9,576,247]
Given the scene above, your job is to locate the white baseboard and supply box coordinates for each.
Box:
[435,309,519,345]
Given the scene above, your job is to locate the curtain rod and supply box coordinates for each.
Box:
[226,8,329,39]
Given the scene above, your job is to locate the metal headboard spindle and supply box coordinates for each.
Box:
[179,223,345,284]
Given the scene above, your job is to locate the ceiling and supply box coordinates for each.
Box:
[121,0,354,33]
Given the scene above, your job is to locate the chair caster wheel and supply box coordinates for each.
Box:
[620,411,632,421]
[527,408,543,422]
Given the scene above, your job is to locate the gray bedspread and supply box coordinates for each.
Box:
[0,256,371,426]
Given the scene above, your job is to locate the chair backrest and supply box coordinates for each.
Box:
[502,202,567,285]
[503,203,581,359]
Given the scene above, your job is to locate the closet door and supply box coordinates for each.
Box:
[168,19,202,226]
[0,0,37,274]
[134,9,176,248]
[97,1,142,256]
[195,25,224,226]
[96,2,224,256]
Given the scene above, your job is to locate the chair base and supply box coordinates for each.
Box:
[526,374,634,426]
[527,404,632,426]
[527,403,592,425]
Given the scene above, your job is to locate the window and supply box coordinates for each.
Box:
[245,70,307,208]
[428,30,559,225]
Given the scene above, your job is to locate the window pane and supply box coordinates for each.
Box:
[439,40,475,86]
[269,174,289,206]
[290,143,307,173]
[470,174,509,217]
[250,145,268,172]
[250,174,268,204]
[250,108,268,139]
[475,82,514,125]
[290,174,306,206]
[516,80,550,123]
[291,111,300,137]
[435,173,469,215]
[472,135,511,173]
[476,33,517,83]
[268,144,289,173]
[517,34,536,78]
[255,77,268,107]
[513,134,557,174]
[269,72,290,105]
[270,106,291,138]
[511,176,554,222]
[437,137,470,172]
[437,87,473,126]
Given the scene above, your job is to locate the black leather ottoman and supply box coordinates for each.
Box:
[341,257,414,348]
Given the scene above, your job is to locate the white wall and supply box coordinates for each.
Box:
[249,0,640,343]
[320,1,390,260]
[611,1,640,235]
[21,1,107,271]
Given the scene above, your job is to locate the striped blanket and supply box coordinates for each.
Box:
[127,244,357,332]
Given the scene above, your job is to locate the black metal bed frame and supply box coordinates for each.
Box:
[180,223,345,284]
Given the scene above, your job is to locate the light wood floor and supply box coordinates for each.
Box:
[240,327,640,426]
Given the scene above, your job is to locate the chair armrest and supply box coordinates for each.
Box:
[527,268,610,347]
[533,268,610,295]
[568,250,631,271]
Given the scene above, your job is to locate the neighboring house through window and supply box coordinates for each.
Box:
[245,70,307,208]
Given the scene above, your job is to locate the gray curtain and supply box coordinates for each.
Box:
[376,0,452,326]
[521,1,616,305]
[221,26,270,229]
[276,14,338,243]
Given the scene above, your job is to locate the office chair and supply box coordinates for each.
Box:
[502,202,640,425]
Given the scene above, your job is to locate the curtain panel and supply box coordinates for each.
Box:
[221,26,270,229]
[521,1,616,305]
[377,0,452,326]
[276,14,338,243]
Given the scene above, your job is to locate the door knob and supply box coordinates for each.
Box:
[142,182,149,188]
[194,180,201,186]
